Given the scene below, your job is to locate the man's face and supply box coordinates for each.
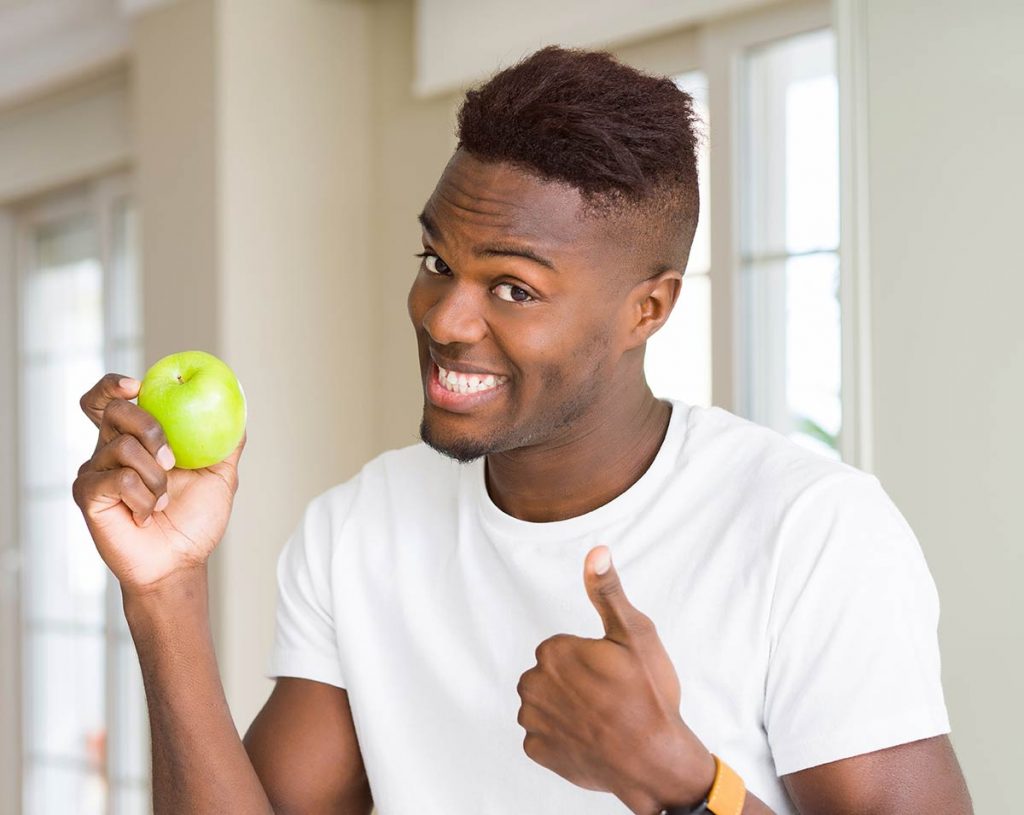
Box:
[407,150,644,463]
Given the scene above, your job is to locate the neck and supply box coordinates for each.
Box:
[484,386,672,522]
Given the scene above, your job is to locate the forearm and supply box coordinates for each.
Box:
[124,566,274,815]
[741,791,776,814]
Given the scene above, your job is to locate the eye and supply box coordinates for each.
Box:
[416,252,450,276]
[493,282,534,303]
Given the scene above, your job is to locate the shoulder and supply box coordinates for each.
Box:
[304,441,462,524]
[678,401,869,507]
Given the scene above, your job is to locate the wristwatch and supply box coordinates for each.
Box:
[659,754,746,815]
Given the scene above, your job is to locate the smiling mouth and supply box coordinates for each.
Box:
[435,364,509,396]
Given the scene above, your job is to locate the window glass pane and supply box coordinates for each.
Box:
[111,638,150,784]
[647,272,712,407]
[22,257,103,357]
[108,200,142,343]
[740,253,841,459]
[744,28,838,258]
[785,66,838,253]
[21,355,104,491]
[112,783,151,815]
[741,29,842,457]
[23,763,106,815]
[24,629,105,763]
[645,71,711,406]
[785,253,841,455]
[676,71,709,275]
[23,495,107,626]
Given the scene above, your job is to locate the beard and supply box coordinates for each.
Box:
[418,356,607,464]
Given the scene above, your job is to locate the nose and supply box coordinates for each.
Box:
[419,283,488,346]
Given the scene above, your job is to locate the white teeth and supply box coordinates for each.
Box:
[435,363,508,395]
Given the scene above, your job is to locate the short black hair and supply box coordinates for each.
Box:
[456,45,701,270]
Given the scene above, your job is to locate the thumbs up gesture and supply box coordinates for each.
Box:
[516,546,717,814]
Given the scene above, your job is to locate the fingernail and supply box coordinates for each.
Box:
[137,514,151,528]
[154,493,169,512]
[156,445,175,470]
[119,377,139,390]
[594,548,611,575]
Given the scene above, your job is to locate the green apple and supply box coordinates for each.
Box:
[137,350,247,470]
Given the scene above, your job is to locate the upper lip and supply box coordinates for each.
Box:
[429,351,506,377]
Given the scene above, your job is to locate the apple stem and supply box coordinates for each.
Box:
[177,375,185,384]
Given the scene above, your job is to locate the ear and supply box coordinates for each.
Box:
[624,269,683,349]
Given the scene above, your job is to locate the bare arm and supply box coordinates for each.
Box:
[125,567,275,814]
[782,735,973,815]
[75,374,372,813]
[244,678,373,815]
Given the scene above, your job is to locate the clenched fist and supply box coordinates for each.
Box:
[72,373,245,595]
[516,545,716,814]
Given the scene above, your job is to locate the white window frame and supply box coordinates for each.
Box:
[2,170,150,815]
[622,0,870,469]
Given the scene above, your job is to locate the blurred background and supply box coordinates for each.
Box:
[0,0,1020,812]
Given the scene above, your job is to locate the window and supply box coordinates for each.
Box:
[739,28,841,458]
[13,175,150,815]
[645,71,712,408]
[633,2,856,464]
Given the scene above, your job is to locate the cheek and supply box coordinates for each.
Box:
[407,276,430,327]
[492,308,607,388]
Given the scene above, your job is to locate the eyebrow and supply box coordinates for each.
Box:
[418,210,557,272]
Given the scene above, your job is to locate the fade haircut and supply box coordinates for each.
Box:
[456,45,701,273]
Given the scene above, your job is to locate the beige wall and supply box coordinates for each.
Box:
[133,0,376,728]
[863,0,1024,809]
[369,0,460,453]
[0,66,131,205]
[216,0,376,726]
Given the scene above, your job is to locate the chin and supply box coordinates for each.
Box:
[419,417,493,464]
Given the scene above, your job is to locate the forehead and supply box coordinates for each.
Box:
[422,150,593,251]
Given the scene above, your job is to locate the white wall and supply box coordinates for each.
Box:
[862,0,1024,809]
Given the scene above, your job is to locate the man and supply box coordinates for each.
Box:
[74,47,972,814]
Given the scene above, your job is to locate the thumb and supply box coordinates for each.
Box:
[584,546,650,645]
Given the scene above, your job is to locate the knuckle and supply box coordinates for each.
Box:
[71,476,85,507]
[100,398,126,425]
[629,614,655,635]
[118,468,142,492]
[113,433,137,456]
[535,634,568,661]
[597,581,623,601]
[140,420,167,449]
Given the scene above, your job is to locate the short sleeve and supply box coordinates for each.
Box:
[266,490,347,689]
[764,473,950,775]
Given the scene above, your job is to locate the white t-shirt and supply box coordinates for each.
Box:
[267,400,950,814]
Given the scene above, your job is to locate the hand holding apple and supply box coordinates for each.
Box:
[72,358,246,595]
